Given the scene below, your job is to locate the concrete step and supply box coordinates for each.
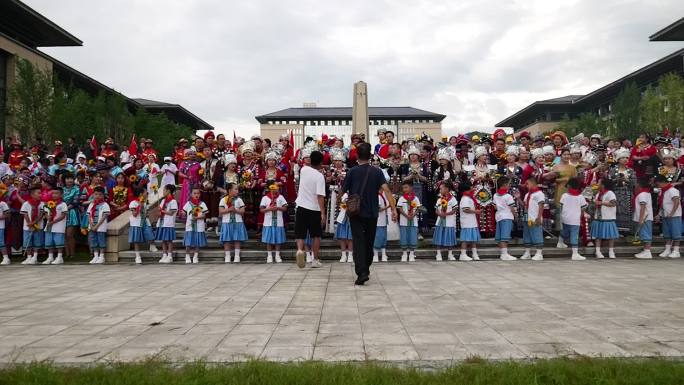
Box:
[117,245,668,264]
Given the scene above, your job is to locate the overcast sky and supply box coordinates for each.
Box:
[30,0,683,138]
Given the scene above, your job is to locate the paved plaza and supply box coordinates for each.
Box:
[0,260,683,365]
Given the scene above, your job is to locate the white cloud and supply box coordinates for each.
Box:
[29,0,683,139]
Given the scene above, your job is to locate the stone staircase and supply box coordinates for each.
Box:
[117,221,664,264]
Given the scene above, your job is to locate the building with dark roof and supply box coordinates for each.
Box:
[496,19,684,136]
[0,0,212,138]
[256,105,445,148]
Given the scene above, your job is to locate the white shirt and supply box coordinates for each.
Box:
[661,187,682,217]
[85,202,111,232]
[524,190,545,222]
[295,166,326,211]
[377,193,390,227]
[493,193,515,221]
[336,193,348,224]
[594,190,617,220]
[261,194,288,227]
[144,163,160,184]
[183,201,209,232]
[434,195,458,227]
[21,201,45,231]
[45,202,68,233]
[560,193,587,226]
[397,195,421,227]
[160,163,178,188]
[159,199,178,228]
[633,191,654,222]
[0,201,9,230]
[219,197,245,223]
[459,195,478,228]
[128,200,152,227]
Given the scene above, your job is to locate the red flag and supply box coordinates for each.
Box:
[233,130,238,153]
[0,139,4,155]
[129,135,138,156]
[664,126,670,138]
[289,129,294,148]
[90,135,98,157]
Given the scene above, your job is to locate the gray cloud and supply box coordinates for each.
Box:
[31,0,683,137]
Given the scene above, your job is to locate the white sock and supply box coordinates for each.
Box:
[674,245,680,252]
[524,248,531,254]
[275,251,281,258]
[57,252,62,259]
[472,247,478,255]
[608,248,614,254]
[267,251,273,258]
[135,251,141,259]
[48,252,54,259]
[225,250,231,258]
[500,248,507,256]
[193,252,198,259]
[572,247,579,254]
[185,253,190,259]
[235,249,240,258]
[381,248,387,256]
[33,251,38,259]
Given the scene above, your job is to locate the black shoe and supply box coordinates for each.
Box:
[354,276,369,285]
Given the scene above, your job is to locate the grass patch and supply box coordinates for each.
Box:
[0,358,683,385]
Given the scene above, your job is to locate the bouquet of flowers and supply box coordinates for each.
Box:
[129,175,138,183]
[151,185,158,194]
[192,206,202,217]
[198,168,205,176]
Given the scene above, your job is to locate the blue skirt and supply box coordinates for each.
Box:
[433,225,457,247]
[156,226,176,241]
[590,220,619,240]
[66,208,80,227]
[262,226,286,245]
[220,222,248,242]
[460,227,481,242]
[335,219,352,240]
[399,226,418,248]
[373,226,387,249]
[129,225,155,244]
[183,231,207,248]
[0,229,4,248]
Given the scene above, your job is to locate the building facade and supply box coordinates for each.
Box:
[257,106,445,148]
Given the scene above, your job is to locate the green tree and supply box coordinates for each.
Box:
[8,59,53,142]
[611,81,641,138]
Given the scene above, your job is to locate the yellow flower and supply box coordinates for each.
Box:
[439,199,448,208]
[410,201,417,208]
[151,185,158,193]
[198,168,205,176]
[193,206,202,216]
[478,191,487,199]
[129,175,138,183]
[81,228,88,235]
[47,200,56,209]
[340,203,347,209]
[268,184,279,191]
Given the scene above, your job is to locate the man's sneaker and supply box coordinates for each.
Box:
[295,250,305,268]
[668,251,681,259]
[520,251,531,260]
[635,250,652,259]
[557,241,568,248]
[311,259,322,268]
[659,249,671,258]
[500,254,517,261]
[571,253,586,261]
[531,252,544,261]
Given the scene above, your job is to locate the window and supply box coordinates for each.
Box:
[0,51,5,139]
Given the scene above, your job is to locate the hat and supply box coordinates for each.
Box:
[250,134,262,141]
[505,145,519,156]
[163,156,172,162]
[569,143,583,154]
[376,128,387,135]
[145,138,153,144]
[264,150,281,162]
[492,128,507,141]
[224,154,237,165]
[178,138,188,143]
[239,141,256,156]
[279,133,289,141]
[203,131,215,140]
[54,140,62,146]
[531,148,544,160]
[550,131,568,144]
[406,145,420,156]
[437,146,454,161]
[582,151,597,166]
[519,131,531,139]
[76,152,86,160]
[473,145,488,158]
[659,147,679,159]
[593,144,607,152]
[96,156,106,162]
[542,145,555,156]
[471,134,480,142]
[590,134,602,140]
[66,158,74,164]
[480,135,492,145]
[534,134,544,143]
[614,148,630,160]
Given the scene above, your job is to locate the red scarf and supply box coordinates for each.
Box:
[403,192,416,213]
[567,188,582,196]
[268,191,279,207]
[633,187,651,209]
[525,187,541,209]
[379,192,387,207]
[161,194,174,211]
[462,190,480,209]
[658,184,673,211]
[597,188,609,202]
[89,198,104,223]
[27,197,41,224]
[496,187,509,195]
[190,197,201,206]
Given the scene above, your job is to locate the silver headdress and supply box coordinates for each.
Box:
[437,146,454,161]
[542,145,555,156]
[330,147,346,162]
[530,148,544,160]
[614,147,630,160]
[473,145,488,159]
[659,147,679,159]
[505,145,519,156]
[582,151,597,166]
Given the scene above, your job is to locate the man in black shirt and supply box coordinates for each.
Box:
[342,143,396,285]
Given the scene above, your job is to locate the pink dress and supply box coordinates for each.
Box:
[179,160,201,210]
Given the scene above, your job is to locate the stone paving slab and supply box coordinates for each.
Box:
[0,260,683,364]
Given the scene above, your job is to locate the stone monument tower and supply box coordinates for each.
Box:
[352,81,369,140]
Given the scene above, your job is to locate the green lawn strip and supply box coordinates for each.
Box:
[1,358,683,385]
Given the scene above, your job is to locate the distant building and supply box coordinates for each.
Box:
[496,18,684,136]
[0,0,212,138]
[257,106,445,148]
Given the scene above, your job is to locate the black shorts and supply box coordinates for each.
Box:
[294,207,322,239]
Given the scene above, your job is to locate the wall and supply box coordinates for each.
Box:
[261,123,304,148]
[397,122,442,142]
[515,121,561,137]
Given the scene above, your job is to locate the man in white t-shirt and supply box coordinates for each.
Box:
[655,175,682,259]
[294,151,327,269]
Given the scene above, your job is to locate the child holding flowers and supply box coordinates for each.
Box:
[373,190,392,262]
[433,181,458,261]
[520,177,546,261]
[86,186,110,264]
[459,180,481,261]
[260,181,288,263]
[334,192,353,263]
[42,187,68,265]
[156,184,178,263]
[493,176,518,261]
[128,186,155,264]
[219,182,247,263]
[397,181,421,262]
[20,185,44,265]
[182,186,209,264]
[0,184,11,265]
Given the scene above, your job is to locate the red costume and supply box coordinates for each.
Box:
[8,148,25,171]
